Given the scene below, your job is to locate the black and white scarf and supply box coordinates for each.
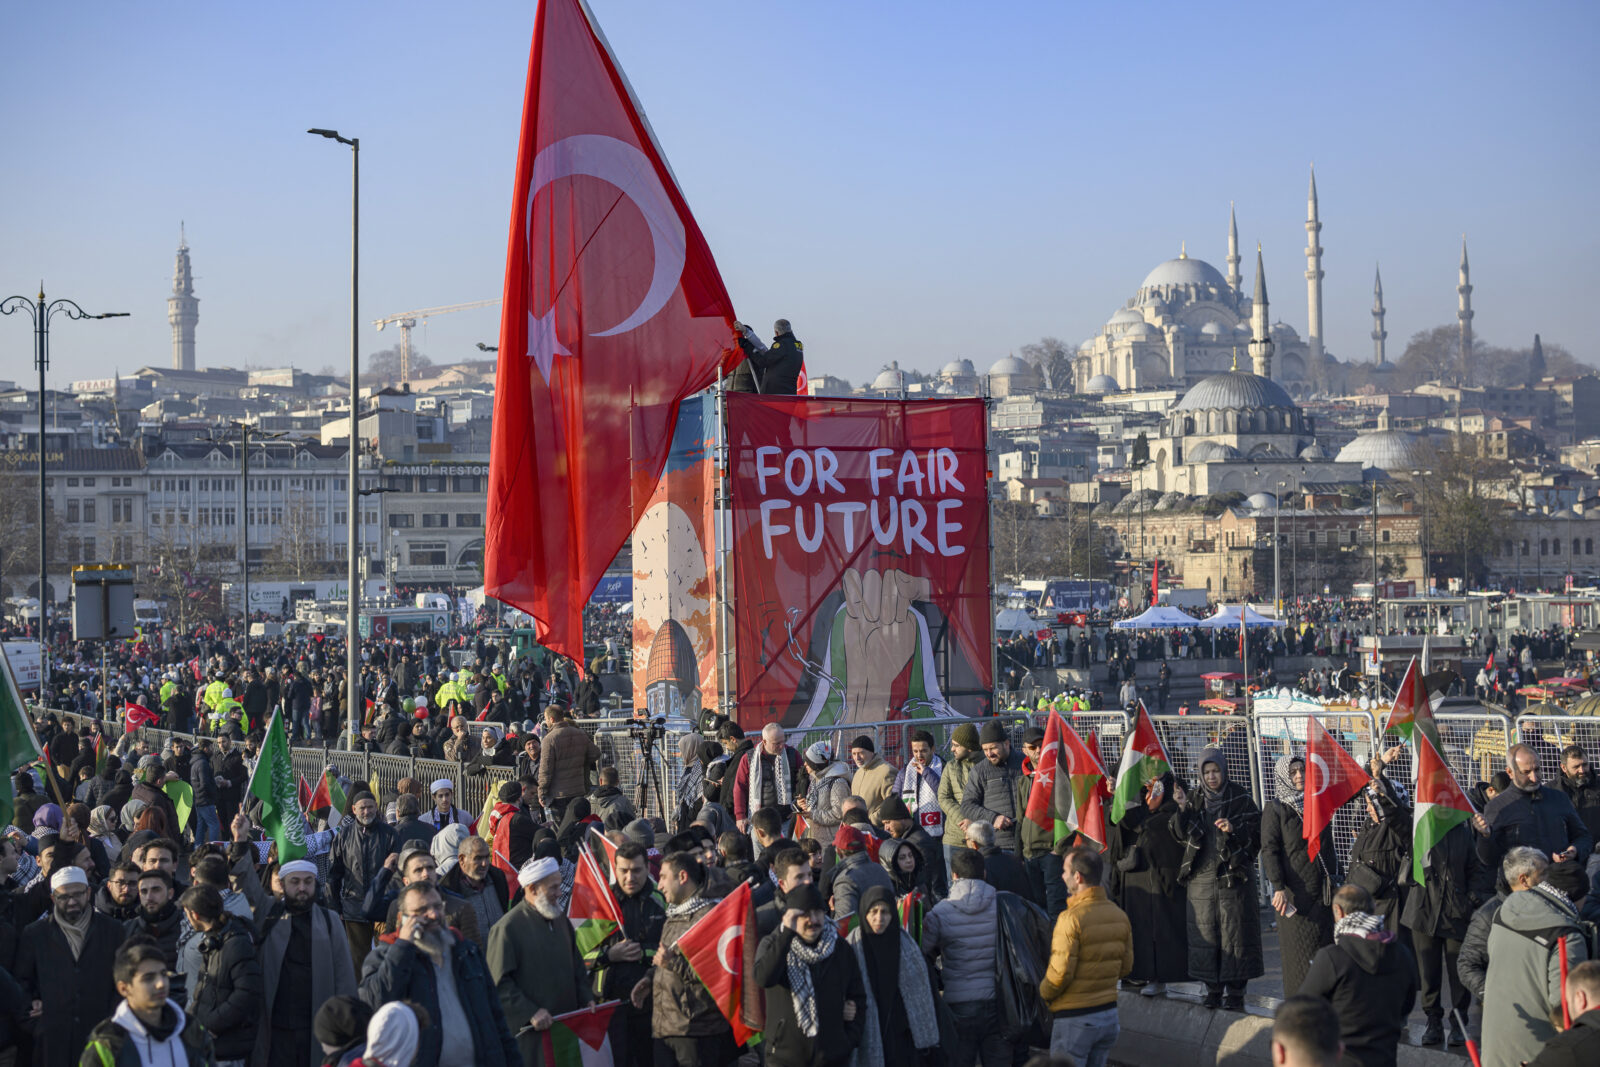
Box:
[749,747,793,817]
[786,921,838,1038]
[1333,910,1386,940]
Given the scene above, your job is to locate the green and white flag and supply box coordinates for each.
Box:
[0,646,44,830]
[246,709,309,861]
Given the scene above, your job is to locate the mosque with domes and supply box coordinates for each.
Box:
[1074,178,1340,400]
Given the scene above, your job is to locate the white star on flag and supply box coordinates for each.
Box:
[527,308,570,384]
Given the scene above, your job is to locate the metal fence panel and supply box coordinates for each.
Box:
[1517,715,1600,787]
[1253,706,1381,880]
[1382,710,1516,795]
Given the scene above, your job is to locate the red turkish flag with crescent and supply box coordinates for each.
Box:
[1302,715,1371,861]
[487,0,740,664]
[674,880,763,1044]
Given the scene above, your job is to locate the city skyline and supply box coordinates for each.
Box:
[1,1,1595,384]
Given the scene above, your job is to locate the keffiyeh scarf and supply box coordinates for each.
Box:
[749,748,794,820]
[1333,910,1387,940]
[786,921,839,1038]
[1274,755,1306,816]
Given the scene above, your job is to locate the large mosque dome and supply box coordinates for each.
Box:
[1140,256,1229,291]
[989,355,1034,376]
[1335,429,1430,470]
[1174,371,1297,412]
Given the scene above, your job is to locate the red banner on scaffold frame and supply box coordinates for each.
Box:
[727,394,993,733]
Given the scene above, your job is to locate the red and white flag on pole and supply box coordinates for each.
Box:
[1302,715,1370,861]
[486,0,740,665]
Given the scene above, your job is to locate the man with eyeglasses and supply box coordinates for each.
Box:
[16,867,123,1066]
[95,864,141,923]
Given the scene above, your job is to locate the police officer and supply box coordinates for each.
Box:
[729,319,804,394]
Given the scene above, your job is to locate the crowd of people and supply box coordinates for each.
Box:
[6,601,1600,1067]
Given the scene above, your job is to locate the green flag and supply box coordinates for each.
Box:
[247,709,309,861]
[163,780,194,832]
[0,646,44,830]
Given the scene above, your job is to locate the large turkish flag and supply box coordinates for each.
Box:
[487,0,739,665]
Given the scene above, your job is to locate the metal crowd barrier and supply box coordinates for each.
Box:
[1516,714,1600,787]
[1255,706,1382,881]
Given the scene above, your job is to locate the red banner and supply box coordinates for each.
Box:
[728,394,992,731]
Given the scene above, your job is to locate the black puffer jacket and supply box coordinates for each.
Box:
[123,903,188,1004]
[1299,922,1418,1067]
[326,818,400,921]
[755,927,866,1067]
[189,914,263,1060]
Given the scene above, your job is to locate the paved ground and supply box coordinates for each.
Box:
[1125,911,1477,1056]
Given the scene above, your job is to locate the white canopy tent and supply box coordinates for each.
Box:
[1195,603,1286,628]
[995,608,1036,635]
[1112,605,1202,629]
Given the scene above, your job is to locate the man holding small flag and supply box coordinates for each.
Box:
[486,855,594,1067]
[645,852,744,1067]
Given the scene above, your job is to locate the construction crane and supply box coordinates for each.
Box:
[373,298,501,384]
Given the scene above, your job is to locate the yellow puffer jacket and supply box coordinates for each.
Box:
[1039,886,1133,1014]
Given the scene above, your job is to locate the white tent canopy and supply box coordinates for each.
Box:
[1112,605,1201,629]
[1195,603,1286,628]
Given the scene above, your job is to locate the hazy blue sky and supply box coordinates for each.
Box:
[2,0,1595,386]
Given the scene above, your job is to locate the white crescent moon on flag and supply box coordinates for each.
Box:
[1307,753,1332,796]
[527,133,687,338]
[716,927,740,975]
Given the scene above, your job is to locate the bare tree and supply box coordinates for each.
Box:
[1019,337,1073,392]
[260,492,328,581]
[0,471,69,601]
[367,345,434,387]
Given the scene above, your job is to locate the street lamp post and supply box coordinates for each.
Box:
[1,287,126,698]
[309,126,360,746]
[1411,470,1433,596]
[201,424,287,665]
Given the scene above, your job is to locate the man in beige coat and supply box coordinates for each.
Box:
[849,735,897,827]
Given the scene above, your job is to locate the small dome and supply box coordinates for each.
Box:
[1153,491,1188,511]
[1551,507,1580,520]
[1140,256,1228,291]
[935,383,957,395]
[1175,371,1298,412]
[1299,442,1329,460]
[1125,321,1160,340]
[939,359,967,377]
[989,355,1037,376]
[1271,321,1301,340]
[1186,441,1242,462]
[1335,429,1430,470]
[871,366,907,390]
[1084,374,1120,394]
[1077,338,1097,354]
[1245,492,1278,511]
[1108,308,1144,326]
[1198,321,1227,337]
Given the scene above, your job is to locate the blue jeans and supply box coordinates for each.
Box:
[1050,1007,1120,1067]
[194,804,221,846]
[947,998,1012,1067]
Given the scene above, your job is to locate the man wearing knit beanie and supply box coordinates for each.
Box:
[939,722,984,875]
[850,735,896,827]
[960,719,1026,852]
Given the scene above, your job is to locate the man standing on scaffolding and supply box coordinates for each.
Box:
[728,320,804,395]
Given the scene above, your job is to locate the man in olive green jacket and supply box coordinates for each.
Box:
[938,723,981,875]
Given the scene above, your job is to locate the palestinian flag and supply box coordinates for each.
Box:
[676,880,763,1044]
[1386,657,1446,761]
[898,890,926,944]
[0,644,44,830]
[309,768,347,829]
[1059,718,1110,847]
[1111,702,1171,824]
[1412,729,1474,886]
[569,845,625,957]
[93,733,108,778]
[297,773,314,813]
[541,1001,619,1067]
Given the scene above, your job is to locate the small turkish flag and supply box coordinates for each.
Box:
[486,0,739,666]
[673,881,763,1044]
[1302,715,1371,861]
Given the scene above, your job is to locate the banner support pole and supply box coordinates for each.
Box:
[983,376,998,717]
[714,373,735,722]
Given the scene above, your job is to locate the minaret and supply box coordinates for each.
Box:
[167,224,198,371]
[1225,202,1242,293]
[1457,237,1474,383]
[1248,245,1274,378]
[1371,264,1388,366]
[1304,166,1325,389]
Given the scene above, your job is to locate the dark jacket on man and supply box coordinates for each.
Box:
[250,896,357,1067]
[1556,770,1600,859]
[17,909,123,1067]
[1299,920,1418,1067]
[1478,785,1592,875]
[652,896,733,1039]
[123,903,188,1005]
[979,845,1032,901]
[79,1002,213,1067]
[359,930,519,1067]
[537,720,601,805]
[1527,1008,1600,1067]
[326,818,401,922]
[189,914,263,1061]
[755,926,866,1067]
[485,899,592,1067]
[189,750,218,808]
[960,748,1027,852]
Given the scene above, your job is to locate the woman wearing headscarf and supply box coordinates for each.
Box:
[351,1001,419,1067]
[674,731,708,831]
[847,885,940,1067]
[430,822,475,877]
[1172,745,1263,1011]
[880,837,938,904]
[1112,771,1189,997]
[1346,746,1412,937]
[1261,753,1340,997]
[88,804,122,858]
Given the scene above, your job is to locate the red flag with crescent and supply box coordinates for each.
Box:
[674,880,762,1043]
[486,0,740,666]
[1302,715,1371,861]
